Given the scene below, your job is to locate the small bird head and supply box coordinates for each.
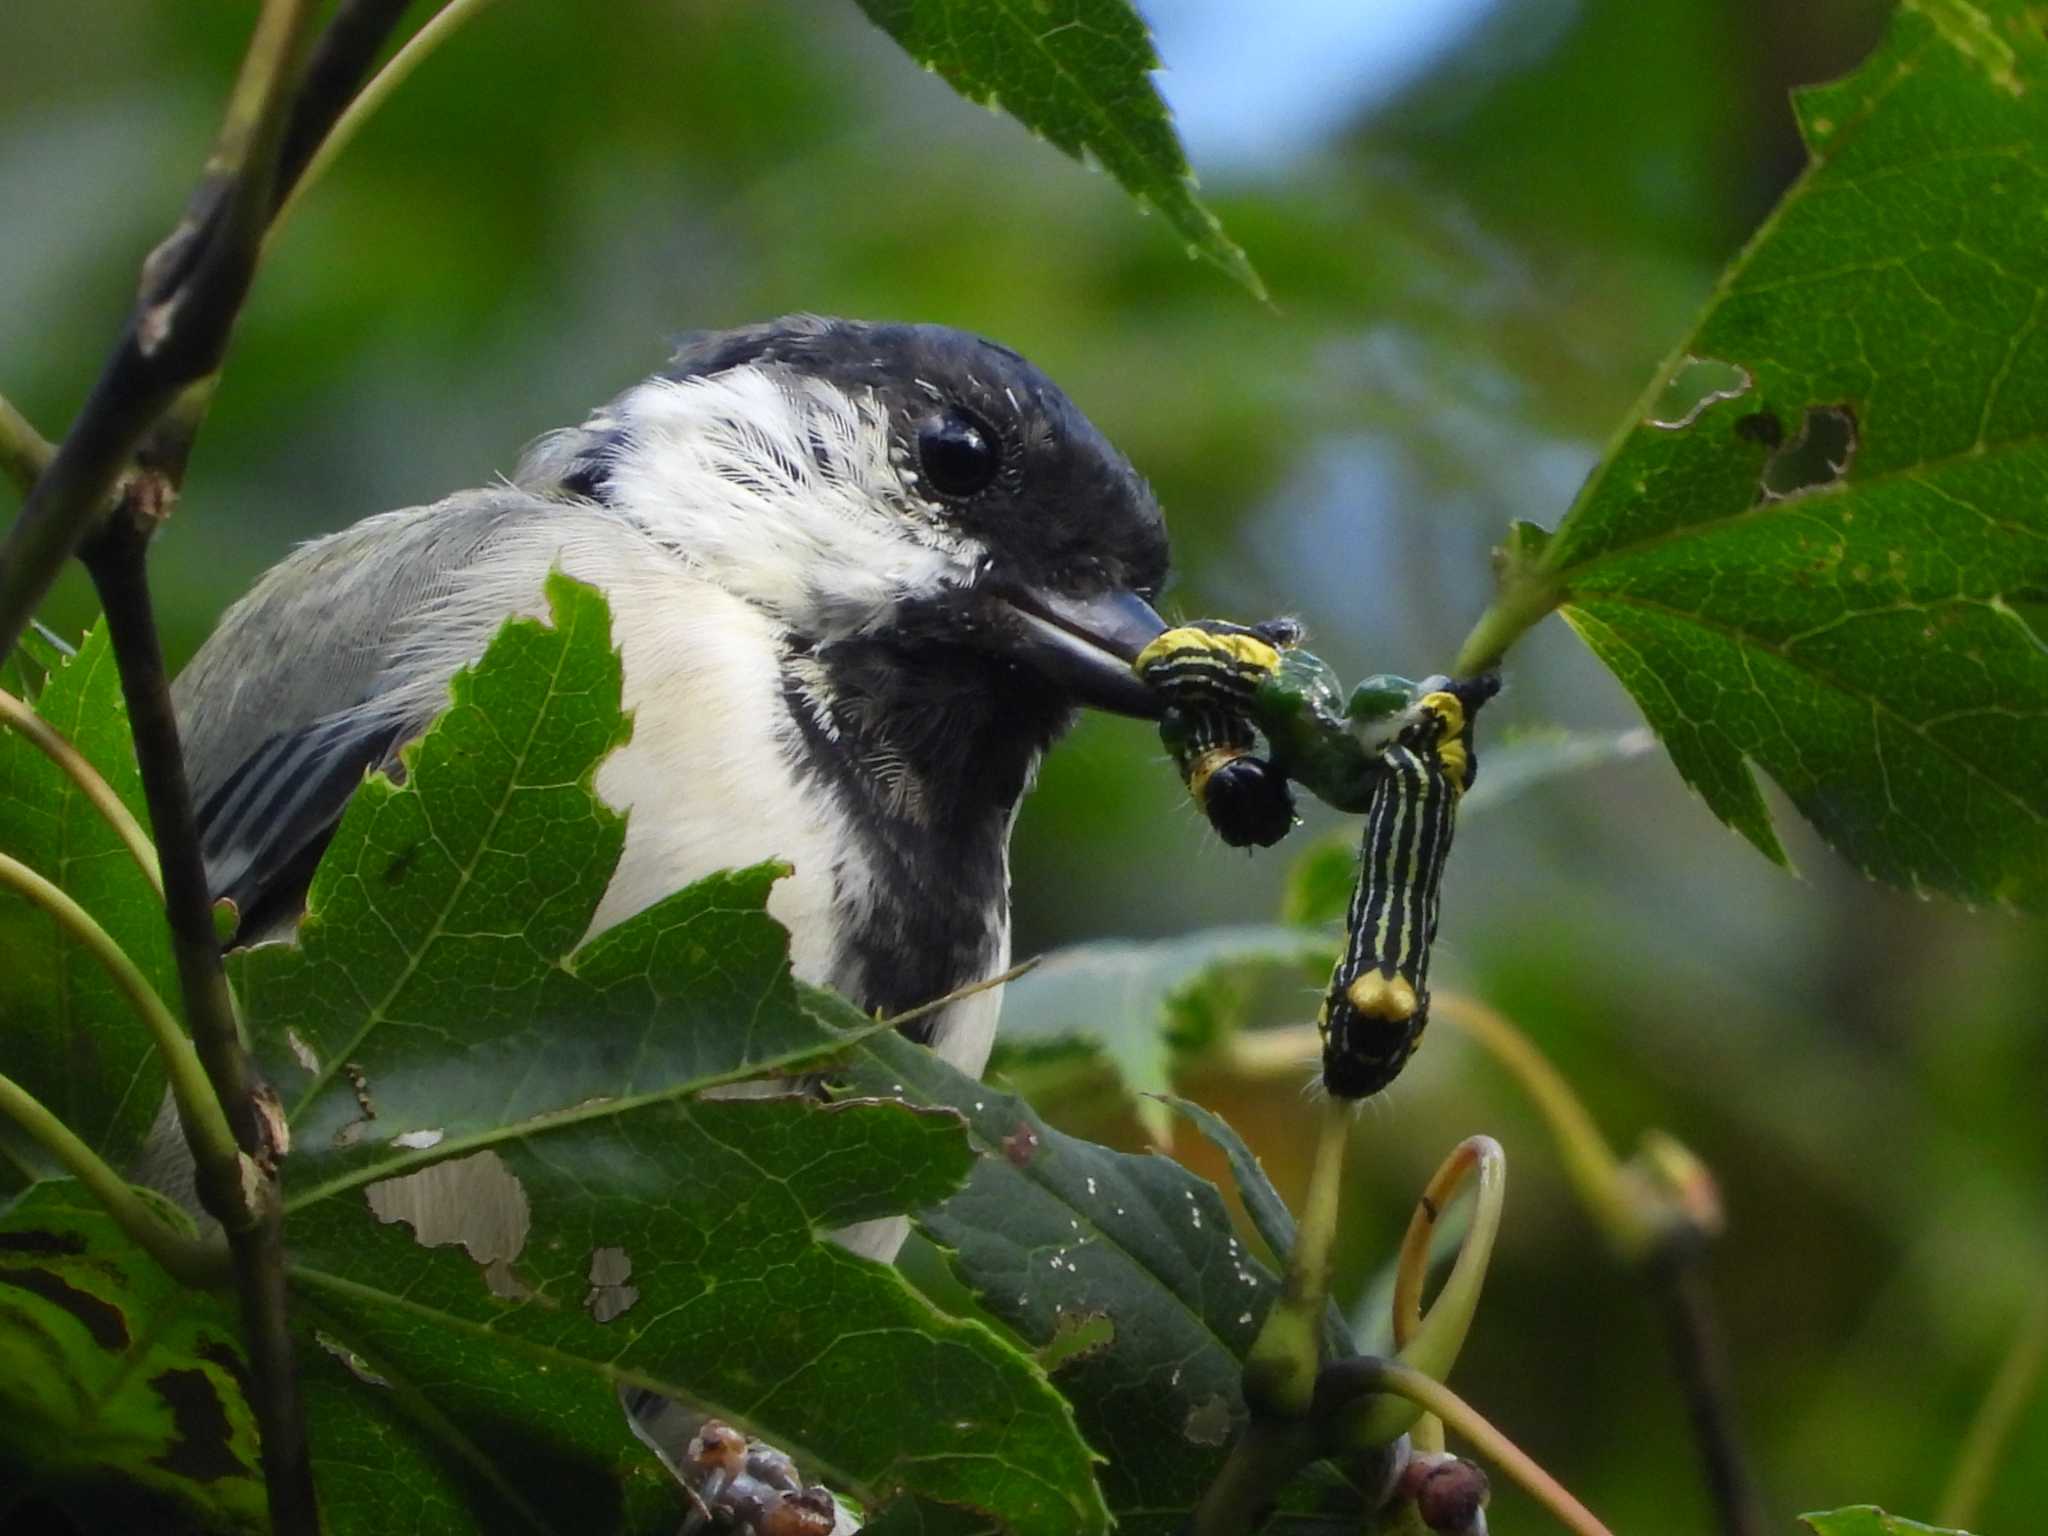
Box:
[519,315,1170,718]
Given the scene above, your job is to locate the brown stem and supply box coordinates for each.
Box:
[1320,1358,1617,1536]
[1647,1240,1765,1536]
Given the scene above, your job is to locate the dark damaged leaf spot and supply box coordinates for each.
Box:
[1647,356,1754,429]
[1002,1124,1041,1167]
[0,1185,265,1533]
[1734,411,1785,450]
[150,1368,249,1483]
[0,1265,129,1350]
[1761,405,1858,500]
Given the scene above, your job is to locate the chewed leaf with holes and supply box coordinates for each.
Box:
[222,576,1101,1534]
[1535,0,2048,908]
[853,0,1262,299]
[841,1017,1371,1535]
[0,623,172,1182]
[291,1095,1105,1536]
[0,1182,262,1532]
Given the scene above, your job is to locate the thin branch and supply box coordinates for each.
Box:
[135,0,421,485]
[0,0,318,660]
[1647,1243,1765,1536]
[1938,1290,2048,1531]
[880,954,1041,1036]
[0,10,445,1532]
[0,850,236,1171]
[1323,1358,1618,1536]
[0,687,163,897]
[271,0,505,242]
[1431,992,1645,1257]
[1244,1096,1352,1418]
[0,1071,227,1287]
[0,395,54,497]
[85,522,319,1534]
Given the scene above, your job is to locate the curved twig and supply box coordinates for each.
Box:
[1938,1289,2048,1531]
[0,687,163,897]
[1322,1357,1617,1536]
[0,1072,226,1287]
[0,395,54,497]
[0,850,236,1173]
[270,0,505,242]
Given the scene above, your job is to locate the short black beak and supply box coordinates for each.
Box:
[987,585,1168,718]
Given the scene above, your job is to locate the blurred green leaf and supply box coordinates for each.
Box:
[1541,0,2048,909]
[1800,1508,1973,1536]
[841,1020,1366,1536]
[0,624,171,1175]
[851,0,1264,299]
[0,1180,262,1533]
[997,926,1332,1142]
[229,577,1101,1534]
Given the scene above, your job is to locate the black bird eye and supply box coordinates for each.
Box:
[917,410,999,499]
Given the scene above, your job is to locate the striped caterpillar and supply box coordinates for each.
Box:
[1134,622,1496,1099]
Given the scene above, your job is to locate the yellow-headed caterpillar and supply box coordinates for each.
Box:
[1317,675,1497,1099]
[1135,621,1302,848]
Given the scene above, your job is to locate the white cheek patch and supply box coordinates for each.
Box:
[601,366,983,640]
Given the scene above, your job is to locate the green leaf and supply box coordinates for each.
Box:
[994,926,1332,1143]
[852,0,1264,299]
[234,575,1099,1534]
[0,623,171,1172]
[1537,0,2048,908]
[0,1180,263,1533]
[1800,1507,1974,1536]
[841,1020,1368,1535]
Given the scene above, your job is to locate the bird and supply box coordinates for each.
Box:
[152,314,1170,1220]
[152,315,1176,1521]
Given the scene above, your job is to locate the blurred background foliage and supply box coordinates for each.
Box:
[4,1,2043,1531]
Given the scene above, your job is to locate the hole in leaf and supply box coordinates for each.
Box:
[1037,1308,1114,1372]
[584,1245,640,1323]
[315,1330,389,1388]
[1760,404,1858,499]
[367,1151,532,1277]
[1183,1393,1234,1447]
[1647,356,1753,429]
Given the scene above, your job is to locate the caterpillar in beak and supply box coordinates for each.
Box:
[1134,623,1498,1099]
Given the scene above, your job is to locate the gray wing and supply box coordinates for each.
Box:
[174,489,560,938]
